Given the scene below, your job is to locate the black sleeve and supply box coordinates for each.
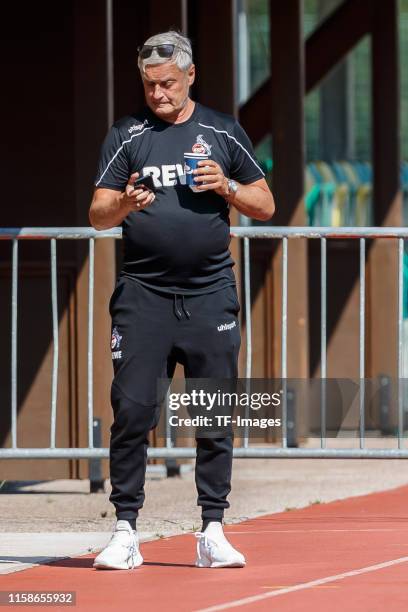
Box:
[94,126,130,191]
[229,121,265,185]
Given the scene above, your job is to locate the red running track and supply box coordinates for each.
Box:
[3,485,408,611]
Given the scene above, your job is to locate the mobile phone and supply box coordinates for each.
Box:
[133,173,157,193]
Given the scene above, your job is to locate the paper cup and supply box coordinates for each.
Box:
[184,153,209,192]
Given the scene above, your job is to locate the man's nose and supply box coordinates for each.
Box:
[152,84,163,99]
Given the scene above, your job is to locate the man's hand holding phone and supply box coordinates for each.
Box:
[122,172,156,212]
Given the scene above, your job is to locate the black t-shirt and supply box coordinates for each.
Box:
[94,102,264,295]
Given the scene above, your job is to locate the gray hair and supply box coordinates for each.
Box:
[138,31,193,74]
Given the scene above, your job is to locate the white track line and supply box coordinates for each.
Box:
[195,556,408,612]
[225,528,399,534]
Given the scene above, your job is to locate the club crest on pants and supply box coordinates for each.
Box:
[111,327,123,360]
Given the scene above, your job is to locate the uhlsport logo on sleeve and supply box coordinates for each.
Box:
[128,119,149,134]
[111,327,123,360]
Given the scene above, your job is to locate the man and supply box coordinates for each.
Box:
[90,30,275,570]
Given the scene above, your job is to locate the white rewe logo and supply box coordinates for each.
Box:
[142,164,186,187]
[128,119,149,134]
[217,321,237,332]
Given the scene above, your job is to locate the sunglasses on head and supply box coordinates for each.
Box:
[137,44,191,60]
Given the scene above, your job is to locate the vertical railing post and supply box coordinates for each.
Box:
[165,388,180,477]
[243,236,252,448]
[398,238,404,448]
[88,238,95,449]
[50,239,59,449]
[11,239,18,449]
[321,237,327,448]
[281,237,288,448]
[244,237,252,381]
[89,417,104,492]
[359,238,366,448]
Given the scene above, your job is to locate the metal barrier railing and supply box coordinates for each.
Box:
[1,226,408,459]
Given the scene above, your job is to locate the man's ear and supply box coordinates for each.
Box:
[187,64,195,87]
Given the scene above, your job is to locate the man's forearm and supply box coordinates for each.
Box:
[89,190,130,230]
[227,183,275,221]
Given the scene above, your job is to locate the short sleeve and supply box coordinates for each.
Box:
[94,126,130,191]
[229,122,265,185]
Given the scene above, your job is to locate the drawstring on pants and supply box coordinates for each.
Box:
[181,295,191,319]
[173,294,191,320]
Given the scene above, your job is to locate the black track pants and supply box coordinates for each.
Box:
[108,276,241,522]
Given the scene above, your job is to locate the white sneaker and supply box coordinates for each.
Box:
[93,520,143,570]
[195,522,246,568]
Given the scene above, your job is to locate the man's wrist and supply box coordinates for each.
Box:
[119,191,132,215]
[224,178,239,202]
[216,177,229,199]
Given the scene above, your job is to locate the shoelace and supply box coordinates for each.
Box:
[111,528,138,569]
[195,532,218,561]
[127,540,137,569]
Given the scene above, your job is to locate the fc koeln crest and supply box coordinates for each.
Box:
[111,327,122,350]
[192,134,212,155]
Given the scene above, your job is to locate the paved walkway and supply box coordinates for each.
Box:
[2,455,408,534]
[0,532,163,575]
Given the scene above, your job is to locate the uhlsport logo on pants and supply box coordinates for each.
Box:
[217,321,237,332]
